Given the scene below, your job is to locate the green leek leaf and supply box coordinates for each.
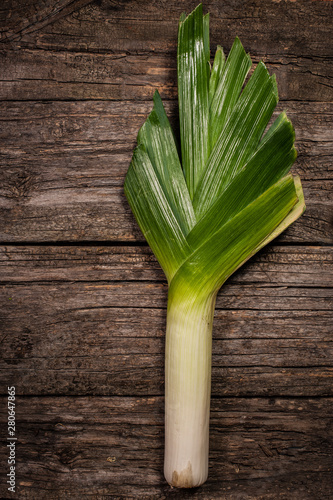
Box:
[209,37,251,149]
[137,90,196,235]
[187,112,297,246]
[124,145,190,281]
[208,45,225,106]
[194,61,279,218]
[178,3,210,198]
[170,175,298,303]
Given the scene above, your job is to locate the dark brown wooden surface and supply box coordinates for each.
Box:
[1,396,333,499]
[0,0,332,498]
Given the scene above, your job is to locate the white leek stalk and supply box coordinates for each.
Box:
[124,3,305,488]
[164,292,215,487]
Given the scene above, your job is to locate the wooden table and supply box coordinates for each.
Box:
[0,0,332,498]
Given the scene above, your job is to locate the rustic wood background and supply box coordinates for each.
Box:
[0,0,332,498]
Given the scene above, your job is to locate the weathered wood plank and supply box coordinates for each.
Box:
[1,281,331,315]
[0,48,331,102]
[0,0,92,43]
[0,101,332,243]
[1,0,332,102]
[0,245,331,285]
[0,396,332,498]
[3,0,332,60]
[0,245,331,396]
[2,338,332,396]
[1,201,331,243]
[1,100,331,153]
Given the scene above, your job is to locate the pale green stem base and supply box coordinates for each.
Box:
[164,290,216,488]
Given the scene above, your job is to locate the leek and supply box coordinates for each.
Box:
[124,3,305,488]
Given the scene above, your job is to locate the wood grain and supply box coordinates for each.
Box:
[1,245,332,396]
[0,1,332,102]
[0,0,332,497]
[1,1,332,102]
[0,396,332,499]
[2,0,332,57]
[0,49,331,102]
[0,0,93,43]
[0,244,331,285]
[0,101,332,243]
